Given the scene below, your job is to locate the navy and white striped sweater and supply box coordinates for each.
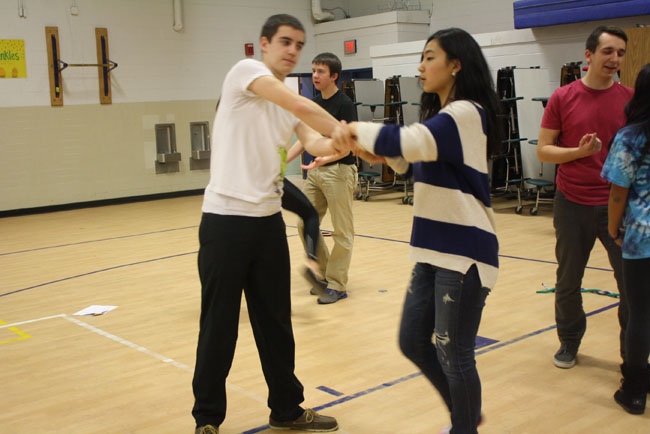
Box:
[355,100,499,288]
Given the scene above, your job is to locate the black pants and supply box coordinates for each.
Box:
[622,257,650,371]
[553,190,628,358]
[191,212,304,427]
[282,178,319,260]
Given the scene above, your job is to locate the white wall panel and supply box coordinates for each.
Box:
[0,0,315,107]
[2,0,648,211]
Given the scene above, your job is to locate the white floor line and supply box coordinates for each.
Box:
[0,313,66,328]
[1,312,266,404]
[62,314,194,371]
[61,314,268,404]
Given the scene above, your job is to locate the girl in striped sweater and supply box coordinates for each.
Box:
[333,28,501,434]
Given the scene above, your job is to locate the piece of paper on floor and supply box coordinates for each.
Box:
[73,305,118,316]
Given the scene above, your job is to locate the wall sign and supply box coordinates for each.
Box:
[344,39,357,54]
[0,40,26,78]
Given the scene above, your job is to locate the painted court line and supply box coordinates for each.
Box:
[2,313,266,405]
[0,226,198,257]
[3,226,615,299]
[0,319,32,344]
[0,251,198,298]
[4,221,611,274]
[62,314,195,372]
[1,243,613,298]
[63,315,267,404]
[3,301,621,433]
[0,314,66,328]
[241,301,620,434]
[291,226,614,273]
[316,385,344,397]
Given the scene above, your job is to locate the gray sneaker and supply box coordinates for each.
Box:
[195,425,218,434]
[554,344,577,369]
[269,408,338,431]
[317,289,347,304]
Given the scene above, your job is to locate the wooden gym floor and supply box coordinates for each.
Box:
[1,190,648,433]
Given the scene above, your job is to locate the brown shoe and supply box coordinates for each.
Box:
[269,409,338,431]
[195,425,218,434]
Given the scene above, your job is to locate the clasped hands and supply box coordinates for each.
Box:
[331,121,386,165]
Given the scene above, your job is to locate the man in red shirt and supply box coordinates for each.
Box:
[538,25,633,369]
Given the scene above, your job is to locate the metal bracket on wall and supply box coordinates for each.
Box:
[45,27,118,106]
[45,26,63,106]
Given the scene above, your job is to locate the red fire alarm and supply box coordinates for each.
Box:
[245,43,254,56]
[344,39,357,54]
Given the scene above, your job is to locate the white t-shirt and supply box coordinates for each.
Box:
[202,59,300,217]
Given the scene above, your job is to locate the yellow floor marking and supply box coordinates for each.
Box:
[0,319,32,344]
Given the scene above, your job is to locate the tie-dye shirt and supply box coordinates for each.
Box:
[601,125,650,259]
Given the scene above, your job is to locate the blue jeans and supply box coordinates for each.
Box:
[399,263,490,434]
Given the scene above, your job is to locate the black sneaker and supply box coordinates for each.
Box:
[317,289,347,304]
[269,408,338,431]
[614,388,646,414]
[614,363,647,414]
[195,425,218,434]
[303,267,327,296]
[553,344,577,369]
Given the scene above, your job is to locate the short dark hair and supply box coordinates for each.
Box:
[260,14,305,41]
[585,25,627,52]
[312,52,342,83]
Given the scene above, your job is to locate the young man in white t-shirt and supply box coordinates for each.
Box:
[192,14,341,434]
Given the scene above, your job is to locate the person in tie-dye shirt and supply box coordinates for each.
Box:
[601,62,650,415]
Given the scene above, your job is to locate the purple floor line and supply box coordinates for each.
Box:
[241,301,619,434]
[0,251,197,297]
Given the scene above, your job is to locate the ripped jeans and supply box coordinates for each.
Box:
[399,263,490,434]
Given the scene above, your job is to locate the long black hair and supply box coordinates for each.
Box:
[419,28,501,158]
[623,63,650,156]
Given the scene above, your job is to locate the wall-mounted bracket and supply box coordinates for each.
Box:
[45,26,117,106]
[45,26,63,106]
[95,28,114,104]
[57,59,118,72]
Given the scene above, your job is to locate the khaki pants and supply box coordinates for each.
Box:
[297,163,357,292]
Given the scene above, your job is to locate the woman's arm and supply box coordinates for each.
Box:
[608,183,629,245]
[345,101,486,166]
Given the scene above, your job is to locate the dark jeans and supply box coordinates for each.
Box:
[191,212,304,428]
[622,258,650,371]
[282,178,320,260]
[553,190,627,358]
[399,263,490,434]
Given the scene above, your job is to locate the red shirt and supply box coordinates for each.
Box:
[541,79,633,205]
